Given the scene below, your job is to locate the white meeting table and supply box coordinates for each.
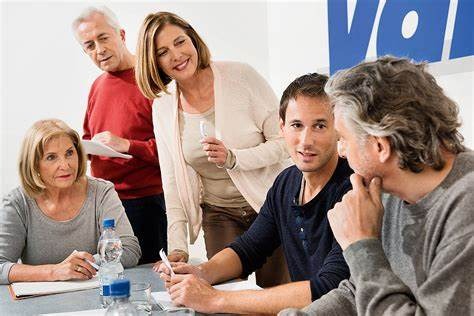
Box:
[0,264,220,315]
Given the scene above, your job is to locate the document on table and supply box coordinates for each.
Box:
[151,280,261,309]
[9,277,100,300]
[81,140,132,159]
[39,309,105,316]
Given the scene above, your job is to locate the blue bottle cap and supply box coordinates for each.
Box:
[102,284,111,296]
[110,279,130,297]
[103,218,115,228]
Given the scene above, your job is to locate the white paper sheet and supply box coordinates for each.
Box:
[11,277,100,298]
[82,140,132,159]
[151,280,261,309]
[39,309,105,316]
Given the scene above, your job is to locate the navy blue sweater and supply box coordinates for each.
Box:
[229,158,352,300]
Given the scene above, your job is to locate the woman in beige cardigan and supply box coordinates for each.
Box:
[136,11,290,287]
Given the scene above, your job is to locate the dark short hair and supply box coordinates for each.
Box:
[279,73,329,122]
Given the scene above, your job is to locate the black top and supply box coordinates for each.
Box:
[229,158,353,300]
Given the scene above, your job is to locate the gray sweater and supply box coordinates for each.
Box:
[281,150,474,315]
[0,177,142,284]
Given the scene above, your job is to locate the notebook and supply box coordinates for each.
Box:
[39,309,105,316]
[9,277,100,300]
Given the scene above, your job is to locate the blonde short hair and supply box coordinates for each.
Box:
[135,11,211,99]
[18,119,87,197]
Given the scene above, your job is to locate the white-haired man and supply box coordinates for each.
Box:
[72,7,166,264]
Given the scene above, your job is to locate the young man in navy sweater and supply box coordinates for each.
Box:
[157,73,352,314]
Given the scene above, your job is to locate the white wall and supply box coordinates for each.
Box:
[267,1,330,96]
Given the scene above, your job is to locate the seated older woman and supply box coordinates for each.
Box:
[0,119,141,284]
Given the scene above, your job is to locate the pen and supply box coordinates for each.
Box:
[73,250,100,270]
[159,248,175,277]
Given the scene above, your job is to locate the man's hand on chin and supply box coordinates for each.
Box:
[328,174,384,250]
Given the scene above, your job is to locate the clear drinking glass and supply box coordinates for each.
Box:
[129,282,152,315]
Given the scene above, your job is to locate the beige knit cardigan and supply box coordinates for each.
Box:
[152,61,292,254]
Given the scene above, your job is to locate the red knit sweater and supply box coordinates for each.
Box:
[83,68,162,199]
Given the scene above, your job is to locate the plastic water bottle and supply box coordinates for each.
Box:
[98,218,124,308]
[105,279,139,316]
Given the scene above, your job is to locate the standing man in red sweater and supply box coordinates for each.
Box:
[72,6,166,264]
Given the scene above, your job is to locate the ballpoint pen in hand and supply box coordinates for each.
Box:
[159,248,176,277]
[73,249,100,271]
